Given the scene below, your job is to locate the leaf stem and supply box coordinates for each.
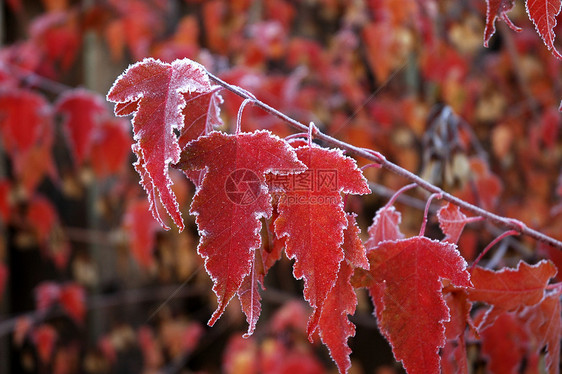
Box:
[205,70,562,250]
[470,230,520,271]
[419,192,442,237]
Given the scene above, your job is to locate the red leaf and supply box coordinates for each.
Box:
[177,130,305,327]
[526,0,562,59]
[0,89,50,153]
[519,291,561,374]
[33,324,57,365]
[0,263,7,300]
[316,213,368,373]
[30,12,81,72]
[89,118,132,178]
[437,203,473,244]
[480,312,529,374]
[441,289,472,374]
[55,89,108,165]
[123,199,159,269]
[0,179,11,223]
[178,88,223,148]
[466,260,557,329]
[274,145,369,335]
[365,205,404,250]
[484,0,520,47]
[367,237,471,374]
[59,284,86,324]
[27,196,69,269]
[107,58,217,231]
[35,282,61,312]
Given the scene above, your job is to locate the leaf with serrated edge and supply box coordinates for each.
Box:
[177,130,305,328]
[437,203,470,244]
[107,58,216,231]
[467,260,557,329]
[365,205,404,250]
[526,0,562,59]
[316,213,368,374]
[368,237,471,374]
[484,0,519,47]
[274,144,370,337]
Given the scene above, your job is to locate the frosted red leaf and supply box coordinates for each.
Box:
[0,263,7,300]
[437,203,473,244]
[467,260,556,328]
[480,312,528,374]
[526,0,562,59]
[89,118,131,178]
[107,57,217,231]
[365,205,404,250]
[55,89,108,166]
[0,89,50,154]
[239,205,287,337]
[33,324,57,365]
[441,288,471,374]
[520,291,561,374]
[274,144,370,336]
[177,130,305,328]
[59,284,86,324]
[484,0,520,47]
[367,237,471,374]
[316,213,368,374]
[178,88,223,148]
[123,199,159,269]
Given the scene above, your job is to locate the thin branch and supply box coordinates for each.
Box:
[205,69,562,250]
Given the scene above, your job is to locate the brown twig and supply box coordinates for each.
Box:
[205,70,562,250]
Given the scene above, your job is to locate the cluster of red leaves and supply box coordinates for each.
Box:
[2,0,562,373]
[108,55,562,374]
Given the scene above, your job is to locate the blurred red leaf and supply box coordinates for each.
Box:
[55,89,108,166]
[123,199,159,269]
[59,284,86,324]
[35,282,61,313]
[526,0,562,59]
[0,89,50,153]
[178,130,305,328]
[480,312,528,374]
[27,196,57,243]
[367,237,471,374]
[33,324,57,365]
[89,118,132,178]
[107,57,220,231]
[274,145,369,337]
[30,11,81,72]
[0,179,11,223]
[520,291,561,374]
[0,263,7,301]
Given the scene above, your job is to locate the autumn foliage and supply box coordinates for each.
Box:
[1,0,562,373]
